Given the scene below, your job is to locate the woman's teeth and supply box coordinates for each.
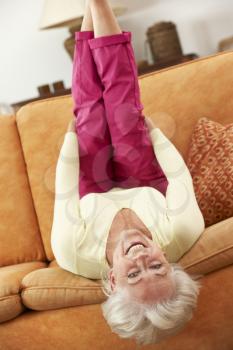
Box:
[127,244,145,256]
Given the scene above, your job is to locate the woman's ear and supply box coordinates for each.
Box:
[109,269,116,292]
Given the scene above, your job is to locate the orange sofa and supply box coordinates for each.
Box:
[0,50,233,350]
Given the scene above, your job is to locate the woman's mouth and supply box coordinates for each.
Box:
[125,242,146,255]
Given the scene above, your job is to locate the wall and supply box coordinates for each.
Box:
[0,0,232,105]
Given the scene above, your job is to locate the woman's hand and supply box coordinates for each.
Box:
[145,117,156,132]
[67,118,76,132]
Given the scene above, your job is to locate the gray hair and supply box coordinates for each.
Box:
[100,264,201,345]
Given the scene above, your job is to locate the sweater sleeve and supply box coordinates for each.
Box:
[149,128,205,255]
[51,131,85,274]
[149,127,193,187]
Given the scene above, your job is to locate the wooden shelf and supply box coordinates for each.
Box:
[138,53,198,75]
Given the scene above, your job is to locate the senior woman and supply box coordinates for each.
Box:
[51,0,205,345]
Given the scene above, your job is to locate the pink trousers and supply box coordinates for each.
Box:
[72,31,168,199]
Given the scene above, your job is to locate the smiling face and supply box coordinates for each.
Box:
[109,229,175,304]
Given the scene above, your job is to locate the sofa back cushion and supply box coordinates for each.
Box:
[16,51,233,261]
[0,116,46,267]
[16,97,74,261]
[140,50,233,160]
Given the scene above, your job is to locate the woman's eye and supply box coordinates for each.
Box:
[128,271,140,279]
[150,264,162,269]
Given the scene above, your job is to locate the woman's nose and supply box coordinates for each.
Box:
[132,251,149,267]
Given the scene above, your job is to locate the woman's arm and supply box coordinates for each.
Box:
[149,126,193,188]
[149,126,205,252]
[51,119,85,274]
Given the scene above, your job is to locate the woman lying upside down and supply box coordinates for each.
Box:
[51,0,205,345]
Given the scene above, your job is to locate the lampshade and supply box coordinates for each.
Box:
[39,0,127,30]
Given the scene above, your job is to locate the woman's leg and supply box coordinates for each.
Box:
[80,0,94,32]
[88,0,122,37]
[72,0,115,198]
[88,0,169,196]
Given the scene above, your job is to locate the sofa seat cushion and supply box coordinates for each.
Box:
[20,266,106,311]
[0,261,47,324]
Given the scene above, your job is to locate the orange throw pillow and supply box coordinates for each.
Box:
[186,117,233,227]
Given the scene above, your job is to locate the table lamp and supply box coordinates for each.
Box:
[39,0,127,59]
